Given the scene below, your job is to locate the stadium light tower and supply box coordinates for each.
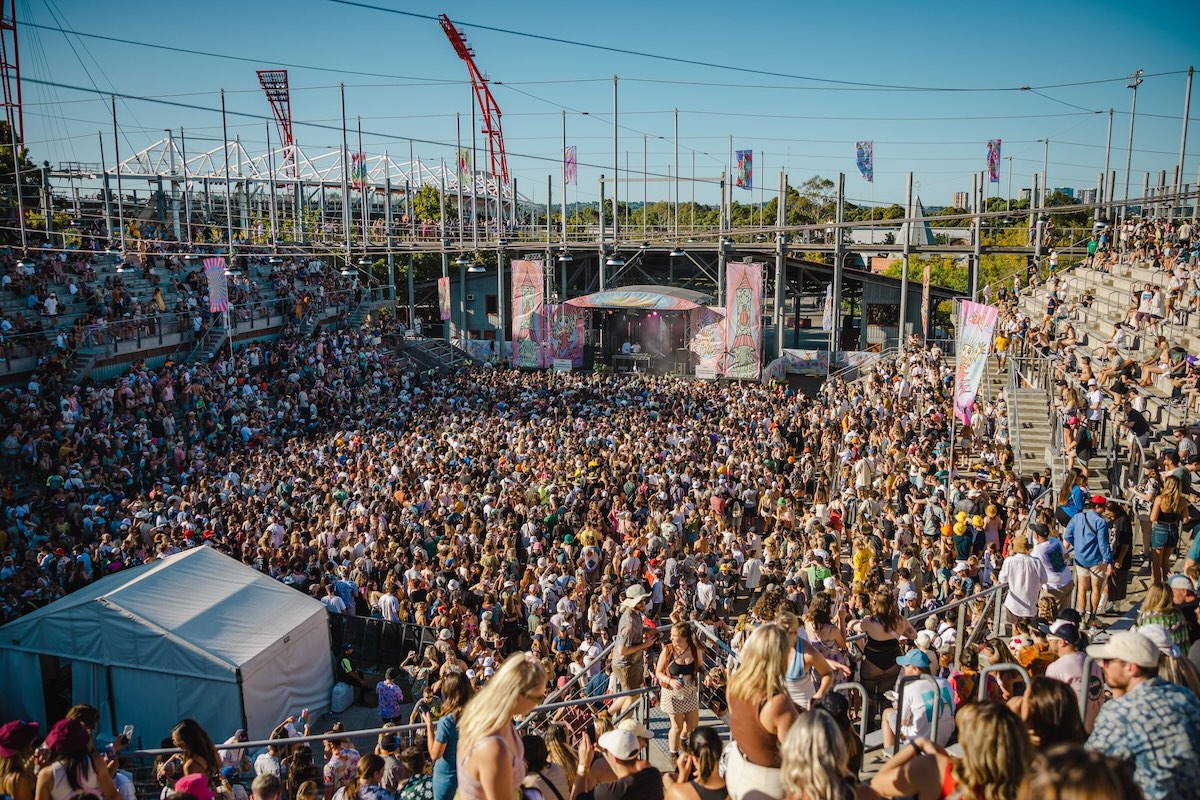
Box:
[257,69,295,177]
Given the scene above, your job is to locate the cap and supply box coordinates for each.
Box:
[597,729,641,761]
[896,649,932,669]
[220,767,237,781]
[1168,574,1196,593]
[617,719,653,740]
[438,628,454,641]
[1047,620,1079,646]
[1088,495,1107,506]
[1066,416,1080,426]
[43,719,89,755]
[0,720,38,757]
[1088,378,1098,386]
[1086,630,1160,669]
[1136,624,1181,658]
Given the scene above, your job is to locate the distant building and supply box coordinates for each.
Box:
[951,191,969,210]
[1019,188,1032,202]
[1077,187,1098,204]
[1052,187,1075,199]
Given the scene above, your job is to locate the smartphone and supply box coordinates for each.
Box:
[122,725,134,742]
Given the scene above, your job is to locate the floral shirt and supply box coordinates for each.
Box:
[376,679,405,720]
[1088,678,1200,800]
[396,775,433,800]
[323,747,361,793]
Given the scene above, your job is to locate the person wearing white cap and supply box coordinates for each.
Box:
[997,533,1047,630]
[612,585,659,696]
[1086,629,1200,800]
[571,729,662,800]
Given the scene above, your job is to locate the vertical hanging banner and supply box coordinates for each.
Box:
[563,146,577,185]
[953,301,1000,424]
[986,139,1001,184]
[204,257,228,313]
[437,276,451,321]
[821,283,833,331]
[920,260,932,339]
[351,152,367,189]
[456,148,472,181]
[856,141,874,182]
[735,149,753,190]
[542,303,586,368]
[511,259,545,369]
[689,306,726,378]
[725,261,763,380]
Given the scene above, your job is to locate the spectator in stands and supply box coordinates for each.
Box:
[455,653,547,800]
[35,718,119,800]
[376,668,405,725]
[660,726,726,800]
[1016,675,1087,748]
[778,710,872,800]
[1149,476,1188,584]
[724,623,798,800]
[1064,495,1113,632]
[881,648,956,752]
[251,773,282,800]
[394,746,432,800]
[654,621,704,760]
[330,755,390,800]
[1087,629,1200,799]
[848,590,918,721]
[872,701,1031,800]
[1016,744,1143,800]
[0,720,38,800]
[424,670,472,800]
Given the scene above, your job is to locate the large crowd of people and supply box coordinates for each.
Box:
[2,214,1200,800]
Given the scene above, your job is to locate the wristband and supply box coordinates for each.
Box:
[909,741,923,757]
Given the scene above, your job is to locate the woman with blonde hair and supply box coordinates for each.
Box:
[1149,475,1187,584]
[454,652,548,800]
[656,621,705,759]
[776,608,835,711]
[1136,582,1190,647]
[780,710,878,800]
[724,623,800,800]
[871,701,1031,800]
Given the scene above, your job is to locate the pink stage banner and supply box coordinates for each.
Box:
[511,259,545,369]
[953,300,1000,425]
[920,259,932,339]
[689,306,725,377]
[437,276,451,321]
[204,257,228,313]
[725,261,763,381]
[542,303,586,368]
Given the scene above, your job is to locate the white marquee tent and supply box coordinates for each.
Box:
[0,547,332,741]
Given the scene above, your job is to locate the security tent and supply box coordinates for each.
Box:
[0,547,332,742]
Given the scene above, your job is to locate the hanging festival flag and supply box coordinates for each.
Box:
[953,301,1000,425]
[437,276,451,321]
[821,283,833,331]
[511,260,545,369]
[541,303,586,368]
[725,261,763,380]
[735,149,753,190]
[351,152,367,189]
[920,260,932,339]
[564,146,577,186]
[456,148,472,181]
[204,257,229,313]
[987,139,1001,184]
[856,141,874,183]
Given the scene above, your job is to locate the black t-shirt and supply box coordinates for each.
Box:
[579,768,664,800]
[1125,408,1151,438]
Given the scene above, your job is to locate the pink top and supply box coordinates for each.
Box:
[454,724,526,800]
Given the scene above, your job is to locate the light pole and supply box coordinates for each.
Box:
[1123,69,1143,219]
[1038,139,1049,208]
[1006,156,1013,212]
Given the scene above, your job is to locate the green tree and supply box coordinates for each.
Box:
[0,122,42,236]
[412,184,450,223]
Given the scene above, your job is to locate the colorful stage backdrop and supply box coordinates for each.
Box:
[511,260,545,369]
[689,306,725,378]
[437,276,451,321]
[541,303,586,368]
[725,262,763,380]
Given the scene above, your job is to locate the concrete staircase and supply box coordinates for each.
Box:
[399,335,478,374]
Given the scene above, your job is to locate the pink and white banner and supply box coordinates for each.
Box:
[689,306,725,377]
[542,303,585,368]
[204,257,228,313]
[725,261,763,381]
[437,276,451,321]
[511,259,545,369]
[953,300,1000,425]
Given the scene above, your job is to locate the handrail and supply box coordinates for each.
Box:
[833,681,871,744]
[121,686,654,758]
[976,662,1032,701]
[514,635,621,731]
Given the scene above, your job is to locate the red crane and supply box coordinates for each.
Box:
[0,0,24,144]
[438,13,509,184]
[257,69,295,177]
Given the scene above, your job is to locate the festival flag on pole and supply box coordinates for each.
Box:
[437,276,451,321]
[351,152,367,189]
[511,260,545,369]
[821,283,833,331]
[856,141,874,183]
[953,301,1000,425]
[920,260,932,339]
[456,148,472,182]
[735,150,753,190]
[204,257,229,313]
[563,146,577,185]
[987,139,1001,184]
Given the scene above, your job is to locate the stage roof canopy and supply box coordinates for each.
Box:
[565,285,714,311]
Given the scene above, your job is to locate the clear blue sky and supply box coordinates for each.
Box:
[20,0,1200,210]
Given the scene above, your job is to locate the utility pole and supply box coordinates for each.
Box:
[898,172,913,348]
[1123,69,1143,218]
[612,75,618,243]
[1177,66,1193,217]
[774,168,787,358]
[1102,108,1113,214]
